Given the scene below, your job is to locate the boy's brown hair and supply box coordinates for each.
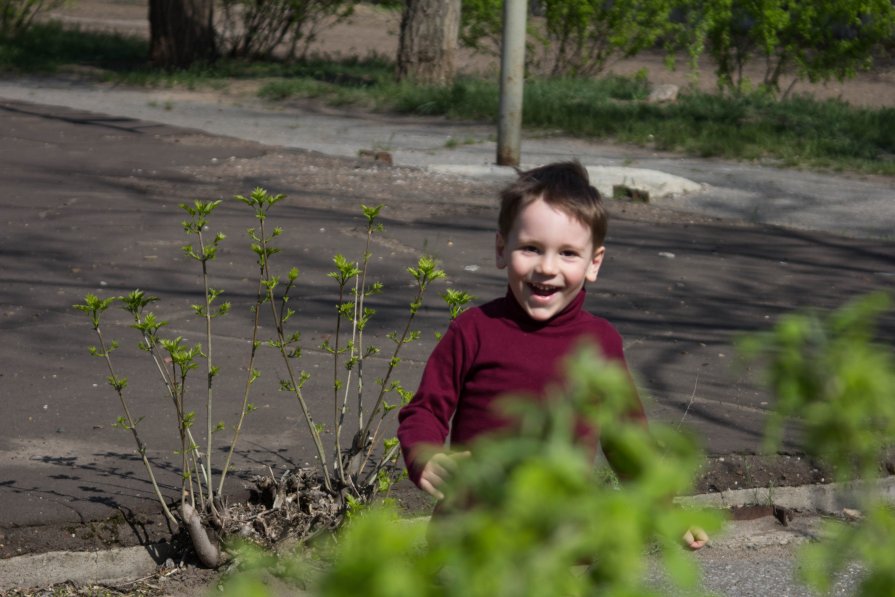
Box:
[498,161,608,247]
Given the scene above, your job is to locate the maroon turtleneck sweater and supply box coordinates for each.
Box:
[397,288,644,487]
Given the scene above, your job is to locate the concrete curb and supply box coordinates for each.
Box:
[675,477,895,552]
[676,477,895,514]
[426,164,704,199]
[2,478,892,589]
[0,542,174,592]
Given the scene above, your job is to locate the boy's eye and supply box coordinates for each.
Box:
[520,245,540,253]
[560,250,580,258]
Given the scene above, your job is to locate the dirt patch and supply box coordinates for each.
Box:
[694,453,832,495]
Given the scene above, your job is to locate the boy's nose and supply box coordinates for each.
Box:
[536,254,559,275]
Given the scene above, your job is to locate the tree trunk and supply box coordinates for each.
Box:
[149,0,216,69]
[396,0,461,86]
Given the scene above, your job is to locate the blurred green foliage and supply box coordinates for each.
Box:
[461,0,679,77]
[742,292,895,595]
[743,292,895,482]
[224,344,722,596]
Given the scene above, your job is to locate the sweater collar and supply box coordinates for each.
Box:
[503,286,586,330]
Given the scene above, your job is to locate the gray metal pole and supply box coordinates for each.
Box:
[497,0,527,166]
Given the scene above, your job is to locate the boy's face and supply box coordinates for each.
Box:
[496,197,605,322]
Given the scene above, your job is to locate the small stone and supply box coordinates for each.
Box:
[648,84,679,103]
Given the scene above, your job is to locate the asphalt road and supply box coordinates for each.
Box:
[2,75,893,241]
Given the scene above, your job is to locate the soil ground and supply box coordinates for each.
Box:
[1,2,892,594]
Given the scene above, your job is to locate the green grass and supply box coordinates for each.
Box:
[0,22,147,72]
[2,23,893,176]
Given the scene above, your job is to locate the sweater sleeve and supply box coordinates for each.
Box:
[573,322,648,458]
[600,323,647,425]
[587,323,649,478]
[397,316,472,487]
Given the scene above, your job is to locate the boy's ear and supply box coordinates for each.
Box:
[495,232,507,270]
[586,246,606,282]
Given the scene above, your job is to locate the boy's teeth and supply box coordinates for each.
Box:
[529,283,557,296]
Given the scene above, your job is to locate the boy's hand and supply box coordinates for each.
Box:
[683,527,709,550]
[419,451,471,500]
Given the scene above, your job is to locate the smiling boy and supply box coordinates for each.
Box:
[495,173,604,322]
[397,161,706,549]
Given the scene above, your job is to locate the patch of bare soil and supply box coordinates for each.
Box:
[694,453,832,494]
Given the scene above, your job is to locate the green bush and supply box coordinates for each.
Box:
[742,292,895,595]
[286,345,720,597]
[76,190,462,567]
[743,292,895,481]
[217,0,354,61]
[686,0,895,95]
[538,0,677,77]
[0,0,64,38]
[461,0,680,77]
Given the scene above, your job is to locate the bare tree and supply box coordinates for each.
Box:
[396,0,461,85]
[149,0,216,68]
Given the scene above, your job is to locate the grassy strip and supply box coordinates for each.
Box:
[0,22,146,72]
[259,66,895,176]
[2,23,893,175]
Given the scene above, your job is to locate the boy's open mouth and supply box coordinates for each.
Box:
[528,282,559,297]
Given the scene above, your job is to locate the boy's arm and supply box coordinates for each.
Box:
[397,319,471,488]
[599,369,648,481]
[593,357,708,550]
[576,322,648,477]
